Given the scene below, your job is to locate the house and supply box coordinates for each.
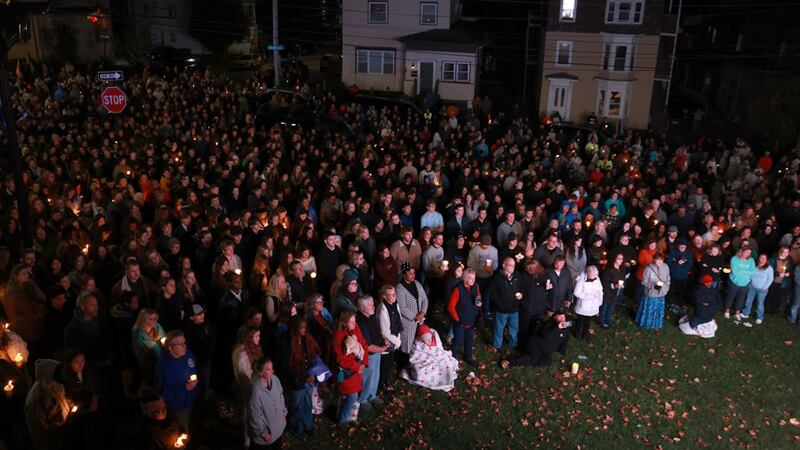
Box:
[538,0,678,130]
[341,0,482,108]
[6,0,114,63]
[125,0,206,54]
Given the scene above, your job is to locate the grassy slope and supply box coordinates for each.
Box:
[297,313,800,450]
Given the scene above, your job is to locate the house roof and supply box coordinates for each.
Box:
[399,28,482,54]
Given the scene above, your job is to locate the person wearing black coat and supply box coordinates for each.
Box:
[599,253,626,327]
[520,259,551,340]
[183,304,216,402]
[45,286,73,357]
[136,390,186,450]
[502,311,571,368]
[488,257,524,351]
[689,275,723,328]
[547,256,573,311]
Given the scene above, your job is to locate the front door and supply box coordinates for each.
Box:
[547,81,572,121]
[419,62,434,95]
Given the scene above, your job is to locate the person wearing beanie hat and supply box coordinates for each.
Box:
[333,270,361,318]
[679,274,722,338]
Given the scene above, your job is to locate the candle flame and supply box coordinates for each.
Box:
[2,323,8,331]
[234,269,242,276]
[71,405,78,414]
[310,271,317,279]
[175,433,189,448]
[13,353,22,363]
[4,380,13,391]
[160,337,166,345]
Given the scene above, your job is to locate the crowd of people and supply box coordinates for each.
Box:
[1,59,800,450]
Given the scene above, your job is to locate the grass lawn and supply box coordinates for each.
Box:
[294,310,800,449]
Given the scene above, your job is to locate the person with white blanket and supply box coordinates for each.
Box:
[400,325,458,392]
[572,265,604,341]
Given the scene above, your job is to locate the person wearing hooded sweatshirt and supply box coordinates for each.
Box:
[667,239,694,309]
[24,359,70,450]
[249,358,287,449]
[333,270,361,318]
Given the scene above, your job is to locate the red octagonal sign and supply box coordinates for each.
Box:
[100,86,127,113]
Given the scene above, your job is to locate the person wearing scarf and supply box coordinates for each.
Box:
[377,285,403,391]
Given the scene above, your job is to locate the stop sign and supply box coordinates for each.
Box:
[100,86,127,113]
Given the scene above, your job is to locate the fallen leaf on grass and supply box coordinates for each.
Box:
[790,418,800,426]
[784,340,793,346]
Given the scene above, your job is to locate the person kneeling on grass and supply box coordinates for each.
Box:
[679,275,722,338]
[500,310,570,368]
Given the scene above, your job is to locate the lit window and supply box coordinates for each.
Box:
[368,2,388,24]
[420,3,438,25]
[560,0,576,22]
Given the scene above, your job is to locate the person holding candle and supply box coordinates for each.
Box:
[488,257,523,353]
[600,253,627,328]
[467,234,498,322]
[448,268,482,366]
[395,263,429,357]
[636,254,671,330]
[724,247,756,320]
[765,247,792,315]
[573,266,603,340]
[633,239,658,306]
[741,254,774,324]
[3,265,46,352]
[155,331,199,430]
[377,285,403,391]
[136,390,186,450]
[422,233,447,316]
[698,244,724,289]
[132,309,167,385]
[233,326,263,448]
[24,358,71,450]
[667,239,694,314]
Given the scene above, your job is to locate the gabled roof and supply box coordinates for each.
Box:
[399,28,481,54]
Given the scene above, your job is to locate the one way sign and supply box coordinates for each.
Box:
[97,70,124,82]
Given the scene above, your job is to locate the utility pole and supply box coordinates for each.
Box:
[272,0,280,89]
[0,56,33,248]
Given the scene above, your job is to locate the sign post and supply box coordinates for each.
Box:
[100,86,127,113]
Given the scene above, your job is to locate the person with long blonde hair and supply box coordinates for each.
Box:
[264,273,290,323]
[131,308,166,384]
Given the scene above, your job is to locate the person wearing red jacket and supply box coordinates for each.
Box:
[332,310,367,425]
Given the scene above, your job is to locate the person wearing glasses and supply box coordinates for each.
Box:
[156,331,200,430]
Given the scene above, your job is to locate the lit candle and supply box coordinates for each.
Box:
[515,253,524,261]
[70,405,78,414]
[585,220,591,228]
[188,374,198,383]
[234,268,242,276]
[160,337,166,346]
[2,323,9,332]
[571,362,579,375]
[126,170,131,176]
[722,267,731,274]
[515,292,523,300]
[175,157,180,162]
[309,271,317,279]
[653,220,659,225]
[618,280,625,289]
[13,353,23,368]
[629,259,636,265]
[174,433,189,448]
[4,380,13,398]
[485,259,492,267]
[441,260,449,270]
[82,244,89,256]
[656,281,664,289]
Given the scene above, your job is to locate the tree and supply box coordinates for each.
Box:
[744,73,800,150]
[189,0,247,54]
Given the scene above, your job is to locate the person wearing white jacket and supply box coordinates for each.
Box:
[573,265,603,340]
[377,285,403,391]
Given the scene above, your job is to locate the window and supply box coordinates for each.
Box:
[560,0,576,22]
[556,41,572,66]
[442,62,470,82]
[368,2,388,23]
[606,1,643,24]
[596,80,631,118]
[601,34,637,71]
[356,49,395,74]
[420,2,438,25]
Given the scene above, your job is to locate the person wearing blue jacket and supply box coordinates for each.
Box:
[156,330,200,430]
[742,254,774,324]
[725,247,756,320]
[667,240,694,310]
